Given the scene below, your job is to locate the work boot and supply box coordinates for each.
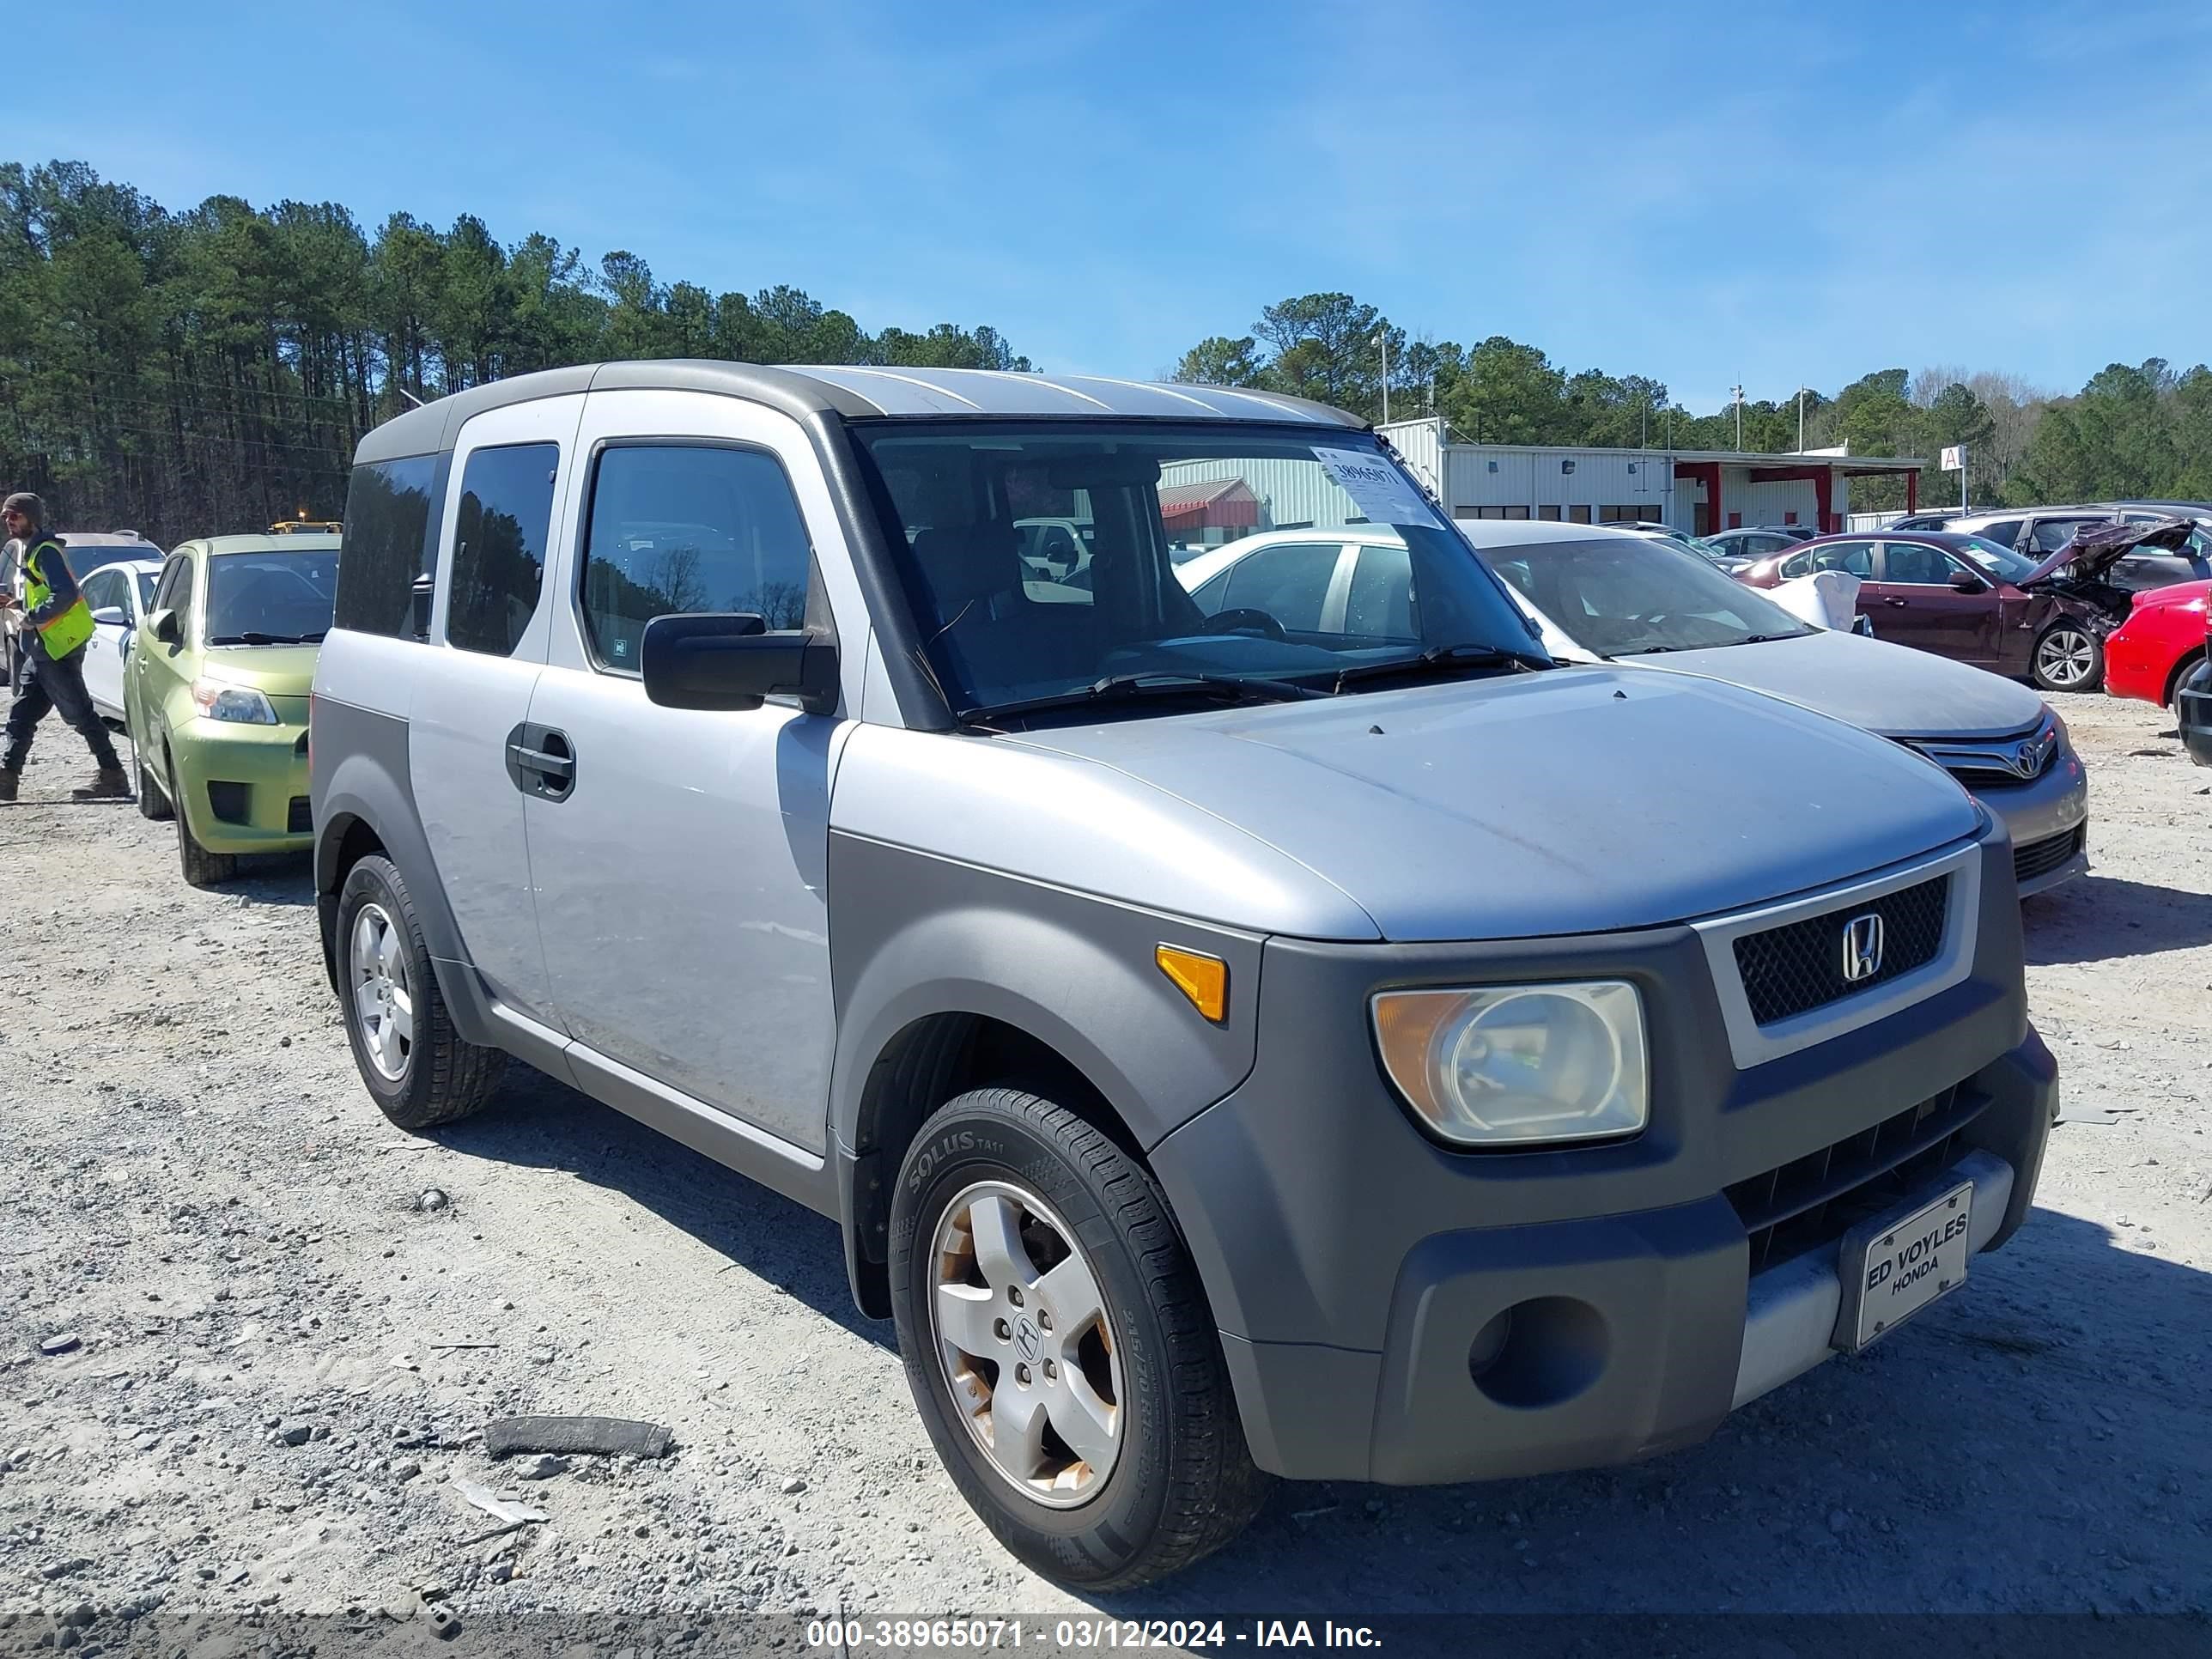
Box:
[71,766,131,802]
[0,770,16,802]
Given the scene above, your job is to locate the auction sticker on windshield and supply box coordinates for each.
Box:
[1314,447,1441,529]
[1836,1182,1973,1351]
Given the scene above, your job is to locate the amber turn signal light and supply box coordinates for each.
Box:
[1156,945,1229,1024]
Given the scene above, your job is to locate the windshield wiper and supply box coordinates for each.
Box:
[960,672,1328,726]
[210,629,327,646]
[1331,642,1552,691]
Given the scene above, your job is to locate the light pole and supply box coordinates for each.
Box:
[1733,384,1745,450]
[1376,331,1390,425]
[1797,386,1807,453]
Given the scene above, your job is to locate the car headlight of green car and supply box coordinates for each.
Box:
[191,680,280,725]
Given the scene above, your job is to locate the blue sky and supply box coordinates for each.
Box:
[27,1,2212,410]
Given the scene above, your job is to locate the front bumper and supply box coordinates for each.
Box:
[173,718,313,854]
[1151,835,2053,1486]
[1974,757,2088,897]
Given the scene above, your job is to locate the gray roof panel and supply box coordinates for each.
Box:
[350,362,1362,464]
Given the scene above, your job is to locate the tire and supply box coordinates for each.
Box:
[2170,651,2207,721]
[889,1088,1268,1589]
[171,747,237,886]
[132,721,171,821]
[336,854,505,1130]
[2031,623,2104,693]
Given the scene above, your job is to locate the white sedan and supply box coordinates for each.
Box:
[76,556,165,720]
[1177,521,2088,896]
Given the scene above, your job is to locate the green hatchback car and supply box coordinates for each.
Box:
[125,533,337,885]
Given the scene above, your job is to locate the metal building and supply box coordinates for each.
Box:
[1375,417,1927,538]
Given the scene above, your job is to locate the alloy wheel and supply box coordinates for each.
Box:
[929,1180,1123,1507]
[2037,629,2096,688]
[349,902,415,1081]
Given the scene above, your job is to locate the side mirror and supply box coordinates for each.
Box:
[641,612,838,714]
[1952,572,1990,594]
[90,606,127,627]
[149,608,182,647]
[409,574,434,641]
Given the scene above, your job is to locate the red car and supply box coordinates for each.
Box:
[2105,579,2209,715]
[1737,529,2164,692]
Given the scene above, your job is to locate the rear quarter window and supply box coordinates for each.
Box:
[336,453,444,638]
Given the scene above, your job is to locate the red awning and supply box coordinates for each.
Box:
[1158,477,1259,531]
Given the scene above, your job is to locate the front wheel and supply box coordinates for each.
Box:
[171,747,237,886]
[2031,623,2104,692]
[889,1088,1268,1589]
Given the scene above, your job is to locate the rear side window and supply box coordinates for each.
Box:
[1974,519,2022,549]
[578,445,814,672]
[447,443,559,658]
[336,454,441,638]
[1344,544,1415,639]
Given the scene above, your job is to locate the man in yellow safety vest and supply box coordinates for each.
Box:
[0,492,129,802]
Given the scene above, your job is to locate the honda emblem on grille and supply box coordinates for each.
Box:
[1841,914,1886,982]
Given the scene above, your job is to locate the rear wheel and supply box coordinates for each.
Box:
[2032,623,2104,693]
[337,854,504,1129]
[889,1088,1268,1589]
[171,747,237,886]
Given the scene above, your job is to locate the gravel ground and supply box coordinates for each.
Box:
[1,686,2208,1654]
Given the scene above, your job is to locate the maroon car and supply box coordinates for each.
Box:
[1737,528,2135,692]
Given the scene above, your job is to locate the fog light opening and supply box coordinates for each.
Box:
[1467,1296,1608,1409]
[1467,1310,1514,1381]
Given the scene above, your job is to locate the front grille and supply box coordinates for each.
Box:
[1732,875,1949,1026]
[287,796,313,834]
[1728,1085,1985,1274]
[2014,824,2083,884]
[1942,759,2032,789]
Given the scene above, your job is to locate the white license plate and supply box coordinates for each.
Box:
[1839,1182,1973,1350]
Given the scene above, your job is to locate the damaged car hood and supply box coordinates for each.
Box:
[2025,517,2201,587]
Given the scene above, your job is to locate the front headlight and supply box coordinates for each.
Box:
[191,680,278,725]
[1372,981,1648,1147]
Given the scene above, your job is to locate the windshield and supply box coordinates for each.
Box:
[1950,535,2040,584]
[205,550,339,644]
[856,424,1546,720]
[1481,536,1816,656]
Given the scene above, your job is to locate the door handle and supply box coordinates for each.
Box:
[1884,597,1909,606]
[511,744,574,781]
[504,725,576,799]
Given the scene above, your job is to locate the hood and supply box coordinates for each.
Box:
[199,643,319,702]
[2025,518,2196,586]
[1630,629,2048,741]
[1004,666,1979,942]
